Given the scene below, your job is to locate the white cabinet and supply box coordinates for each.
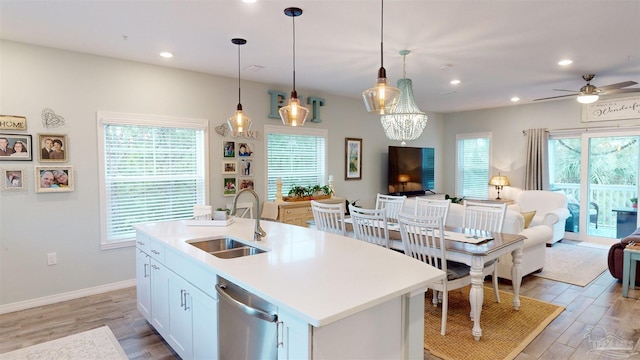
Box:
[135,248,151,319]
[136,233,218,359]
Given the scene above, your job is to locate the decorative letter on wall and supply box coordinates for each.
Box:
[307,97,325,123]
[268,90,287,119]
[268,90,325,122]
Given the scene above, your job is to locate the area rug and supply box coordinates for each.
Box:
[424,286,564,360]
[533,241,608,286]
[0,325,127,360]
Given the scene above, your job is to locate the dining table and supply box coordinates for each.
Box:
[344,218,526,341]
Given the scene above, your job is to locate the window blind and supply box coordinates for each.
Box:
[98,112,207,247]
[265,126,327,201]
[456,135,490,198]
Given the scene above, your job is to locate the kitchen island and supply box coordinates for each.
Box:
[135,218,444,359]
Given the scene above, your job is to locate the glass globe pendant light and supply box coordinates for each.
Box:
[380,50,428,145]
[362,0,401,115]
[227,38,252,135]
[279,7,309,127]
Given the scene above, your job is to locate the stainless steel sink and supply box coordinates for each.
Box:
[187,237,266,259]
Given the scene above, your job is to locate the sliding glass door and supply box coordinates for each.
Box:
[549,129,639,243]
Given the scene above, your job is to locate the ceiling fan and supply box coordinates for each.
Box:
[534,74,640,104]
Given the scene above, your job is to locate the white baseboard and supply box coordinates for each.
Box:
[0,278,136,315]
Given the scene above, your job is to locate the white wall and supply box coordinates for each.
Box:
[0,40,444,306]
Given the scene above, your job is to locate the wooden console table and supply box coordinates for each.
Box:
[265,197,345,227]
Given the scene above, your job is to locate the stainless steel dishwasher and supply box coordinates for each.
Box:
[215,277,278,359]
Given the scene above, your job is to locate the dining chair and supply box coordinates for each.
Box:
[398,213,478,335]
[227,202,254,219]
[311,200,346,236]
[462,200,507,302]
[375,193,407,224]
[349,205,390,248]
[414,198,451,225]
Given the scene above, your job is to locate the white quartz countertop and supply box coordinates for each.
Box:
[134,218,444,327]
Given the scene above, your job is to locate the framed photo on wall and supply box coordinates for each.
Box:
[223,177,237,196]
[35,166,74,193]
[239,178,254,190]
[240,159,253,176]
[38,134,67,162]
[0,133,32,161]
[238,142,253,157]
[222,160,237,174]
[345,137,362,180]
[2,167,27,191]
[223,141,235,158]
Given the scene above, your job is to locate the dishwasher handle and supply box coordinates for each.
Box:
[215,284,278,323]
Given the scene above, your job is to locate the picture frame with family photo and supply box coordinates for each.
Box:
[0,133,32,161]
[2,167,27,191]
[35,166,74,193]
[38,134,68,162]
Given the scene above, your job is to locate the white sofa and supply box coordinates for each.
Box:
[402,200,553,281]
[508,190,570,245]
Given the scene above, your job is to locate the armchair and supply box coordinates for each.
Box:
[509,190,570,245]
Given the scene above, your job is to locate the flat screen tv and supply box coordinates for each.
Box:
[388,146,435,196]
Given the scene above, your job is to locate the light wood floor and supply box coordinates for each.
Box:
[0,270,638,359]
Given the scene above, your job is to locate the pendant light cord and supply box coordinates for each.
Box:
[237,44,241,105]
[292,14,297,93]
[380,0,384,69]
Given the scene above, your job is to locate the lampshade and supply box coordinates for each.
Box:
[577,94,599,104]
[362,0,400,115]
[489,174,510,187]
[227,38,252,135]
[279,7,309,127]
[398,174,410,183]
[380,50,428,145]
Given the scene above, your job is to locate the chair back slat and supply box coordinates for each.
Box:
[311,201,346,235]
[414,198,451,225]
[398,213,446,272]
[349,205,389,248]
[375,193,407,224]
[462,200,507,232]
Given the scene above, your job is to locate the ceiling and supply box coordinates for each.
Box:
[1,0,639,114]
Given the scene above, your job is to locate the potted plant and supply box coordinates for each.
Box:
[445,194,465,204]
[631,197,637,209]
[213,207,230,220]
[286,184,333,201]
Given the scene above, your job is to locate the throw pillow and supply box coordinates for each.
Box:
[521,211,536,228]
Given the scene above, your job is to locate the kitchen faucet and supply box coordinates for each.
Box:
[230,188,266,241]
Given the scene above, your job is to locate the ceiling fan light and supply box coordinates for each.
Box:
[577,94,599,104]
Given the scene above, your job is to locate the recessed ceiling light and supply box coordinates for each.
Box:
[159,52,173,58]
[450,79,461,85]
[510,97,520,102]
[558,59,573,66]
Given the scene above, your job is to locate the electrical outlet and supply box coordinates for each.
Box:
[47,252,57,266]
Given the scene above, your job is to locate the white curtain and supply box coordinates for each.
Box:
[524,128,549,190]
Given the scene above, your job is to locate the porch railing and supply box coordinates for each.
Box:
[551,183,637,228]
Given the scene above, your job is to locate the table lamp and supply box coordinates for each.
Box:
[398,174,410,192]
[489,173,510,200]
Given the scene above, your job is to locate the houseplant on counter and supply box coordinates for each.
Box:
[631,197,637,209]
[213,208,230,220]
[284,184,333,201]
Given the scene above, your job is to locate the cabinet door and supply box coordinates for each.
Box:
[282,206,313,227]
[277,308,311,359]
[168,274,193,359]
[150,260,170,335]
[135,248,151,320]
[191,284,218,359]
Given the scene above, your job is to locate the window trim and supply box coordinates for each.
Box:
[96,111,209,249]
[263,124,328,201]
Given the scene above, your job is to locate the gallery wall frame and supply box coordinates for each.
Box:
[35,166,74,193]
[0,133,32,161]
[223,141,235,158]
[222,160,237,175]
[1,167,27,191]
[345,137,362,180]
[38,133,68,162]
[223,177,237,196]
